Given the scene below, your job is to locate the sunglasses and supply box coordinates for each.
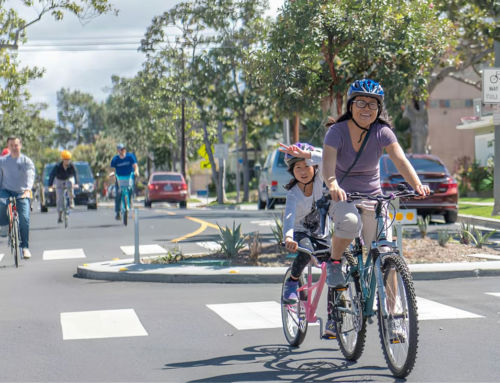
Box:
[353,100,379,110]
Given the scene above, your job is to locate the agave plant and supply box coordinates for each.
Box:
[462,226,497,249]
[217,222,247,258]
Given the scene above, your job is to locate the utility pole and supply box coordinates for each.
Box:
[181,97,186,178]
[493,38,500,215]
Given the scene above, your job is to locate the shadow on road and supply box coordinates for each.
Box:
[162,344,394,382]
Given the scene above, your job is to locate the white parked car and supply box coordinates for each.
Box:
[256,149,291,209]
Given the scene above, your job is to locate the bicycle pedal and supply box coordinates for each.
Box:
[334,287,348,291]
[321,334,337,340]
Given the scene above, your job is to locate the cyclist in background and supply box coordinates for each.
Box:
[111,143,139,220]
[49,150,79,224]
[280,142,337,339]
[322,78,430,289]
[0,136,35,259]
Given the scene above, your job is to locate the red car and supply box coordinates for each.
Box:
[144,172,188,208]
[379,154,458,223]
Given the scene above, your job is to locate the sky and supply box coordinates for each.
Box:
[16,0,284,121]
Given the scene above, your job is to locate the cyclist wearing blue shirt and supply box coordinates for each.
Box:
[111,143,139,220]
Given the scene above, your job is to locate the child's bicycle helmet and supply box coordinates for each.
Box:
[284,142,315,172]
[347,79,384,103]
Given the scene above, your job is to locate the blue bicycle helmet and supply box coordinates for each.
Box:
[284,142,315,171]
[347,79,384,103]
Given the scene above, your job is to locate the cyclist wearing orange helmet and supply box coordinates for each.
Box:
[48,150,79,223]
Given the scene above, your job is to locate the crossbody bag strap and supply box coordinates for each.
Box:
[339,126,372,184]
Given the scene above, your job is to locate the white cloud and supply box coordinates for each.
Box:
[15,0,284,121]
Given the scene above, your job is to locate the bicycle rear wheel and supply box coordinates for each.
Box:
[64,192,69,229]
[377,253,418,378]
[335,269,366,360]
[11,217,20,267]
[281,267,307,347]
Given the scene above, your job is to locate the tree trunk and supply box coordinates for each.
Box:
[292,113,300,143]
[404,99,429,154]
[216,120,226,204]
[241,111,249,202]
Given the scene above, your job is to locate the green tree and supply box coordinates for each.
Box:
[55,88,105,147]
[266,0,451,121]
[405,0,497,153]
[0,0,116,112]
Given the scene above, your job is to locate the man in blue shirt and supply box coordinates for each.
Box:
[111,143,139,220]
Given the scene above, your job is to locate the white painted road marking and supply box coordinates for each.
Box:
[60,309,148,340]
[416,297,483,320]
[120,244,167,256]
[43,248,86,261]
[485,292,500,298]
[209,298,485,330]
[197,241,221,252]
[0,253,4,262]
[208,301,283,330]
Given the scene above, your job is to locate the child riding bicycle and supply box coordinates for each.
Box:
[280,142,337,338]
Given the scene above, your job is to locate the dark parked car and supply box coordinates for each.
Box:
[144,171,188,208]
[379,154,458,223]
[40,161,98,211]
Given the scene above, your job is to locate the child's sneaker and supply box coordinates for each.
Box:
[322,320,337,339]
[282,280,299,303]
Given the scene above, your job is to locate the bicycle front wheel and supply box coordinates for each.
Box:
[281,267,307,347]
[12,218,20,267]
[122,192,129,226]
[335,270,366,360]
[377,253,418,378]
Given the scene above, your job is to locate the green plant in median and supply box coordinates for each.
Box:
[217,222,247,258]
[246,231,261,265]
[437,229,451,247]
[150,248,184,264]
[417,215,430,238]
[459,221,472,245]
[271,213,284,245]
[462,226,497,249]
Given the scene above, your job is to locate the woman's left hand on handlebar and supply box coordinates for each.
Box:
[414,184,430,199]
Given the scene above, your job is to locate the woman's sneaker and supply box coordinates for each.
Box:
[322,320,337,339]
[282,280,299,303]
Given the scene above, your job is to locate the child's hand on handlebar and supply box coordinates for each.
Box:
[285,237,298,252]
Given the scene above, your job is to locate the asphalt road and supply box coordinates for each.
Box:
[0,203,499,382]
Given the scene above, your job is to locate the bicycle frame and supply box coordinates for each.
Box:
[116,175,134,211]
[297,259,328,325]
[338,199,398,320]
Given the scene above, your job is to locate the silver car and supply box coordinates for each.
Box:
[256,149,291,209]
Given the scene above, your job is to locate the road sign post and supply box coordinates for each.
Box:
[488,38,500,215]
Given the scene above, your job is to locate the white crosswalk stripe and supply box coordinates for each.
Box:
[0,253,4,262]
[60,309,148,340]
[43,248,86,261]
[485,292,500,298]
[208,297,485,330]
[197,241,221,252]
[120,244,167,256]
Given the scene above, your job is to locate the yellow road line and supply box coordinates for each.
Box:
[170,216,218,243]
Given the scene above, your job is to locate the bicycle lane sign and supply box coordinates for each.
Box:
[483,68,500,104]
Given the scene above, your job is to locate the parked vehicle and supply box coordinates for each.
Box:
[256,149,291,209]
[40,161,98,212]
[379,154,458,223]
[144,171,188,208]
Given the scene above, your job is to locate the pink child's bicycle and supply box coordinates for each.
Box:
[281,241,335,346]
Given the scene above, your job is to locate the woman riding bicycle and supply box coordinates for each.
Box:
[322,78,430,288]
[49,150,79,224]
[280,142,337,338]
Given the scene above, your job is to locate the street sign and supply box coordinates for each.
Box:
[483,68,500,104]
[214,143,229,159]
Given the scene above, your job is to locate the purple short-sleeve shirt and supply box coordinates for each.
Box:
[324,120,397,194]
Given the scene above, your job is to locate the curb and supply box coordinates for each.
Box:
[76,260,500,284]
[458,214,500,231]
